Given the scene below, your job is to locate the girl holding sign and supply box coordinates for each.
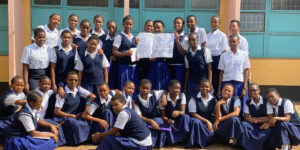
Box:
[147,20,170,91]
[112,15,139,93]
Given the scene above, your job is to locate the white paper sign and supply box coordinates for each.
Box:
[151,33,174,58]
[130,48,137,62]
[136,33,174,58]
[136,33,154,58]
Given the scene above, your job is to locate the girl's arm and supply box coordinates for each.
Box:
[23,64,30,93]
[184,69,189,94]
[191,112,211,124]
[269,113,292,127]
[92,127,119,143]
[81,111,108,129]
[219,106,240,122]
[112,47,132,57]
[15,100,27,105]
[28,130,58,143]
[207,63,212,83]
[50,63,57,92]
[54,107,77,119]
[139,114,160,130]
[217,70,224,98]
[103,68,108,83]
[38,119,58,135]
[244,113,269,124]
[77,70,83,86]
[179,104,186,115]
[160,109,174,125]
[241,68,250,97]
[174,32,185,56]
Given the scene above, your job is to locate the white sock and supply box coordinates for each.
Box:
[283,144,289,150]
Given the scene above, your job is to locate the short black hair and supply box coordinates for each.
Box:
[174,17,185,25]
[211,15,221,23]
[49,13,60,19]
[187,15,197,21]
[60,30,72,37]
[144,20,153,26]
[111,93,126,103]
[266,88,279,95]
[200,79,211,86]
[67,71,78,77]
[107,20,117,26]
[139,79,152,87]
[27,90,42,103]
[230,19,241,28]
[68,13,78,20]
[87,35,99,43]
[153,20,165,27]
[80,19,90,27]
[123,81,135,87]
[11,75,23,84]
[98,81,109,88]
[249,82,260,90]
[34,28,45,37]
[169,80,180,87]
[123,15,134,23]
[94,15,104,21]
[229,34,240,41]
[223,83,234,91]
[39,76,50,83]
[188,32,198,40]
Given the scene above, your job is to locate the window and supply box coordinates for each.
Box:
[144,0,185,9]
[190,0,217,9]
[241,0,265,10]
[114,0,139,8]
[34,0,61,5]
[0,0,7,4]
[271,0,300,10]
[241,13,265,32]
[67,0,108,7]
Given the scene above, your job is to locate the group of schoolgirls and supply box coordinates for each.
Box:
[0,12,299,150]
[1,75,300,150]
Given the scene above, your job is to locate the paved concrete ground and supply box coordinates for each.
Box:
[1,102,300,150]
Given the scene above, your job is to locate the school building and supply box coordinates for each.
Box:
[0,0,299,99]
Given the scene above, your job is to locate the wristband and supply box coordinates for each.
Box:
[86,102,92,105]
[254,119,257,124]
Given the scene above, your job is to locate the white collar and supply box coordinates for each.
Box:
[92,28,105,36]
[65,85,78,94]
[229,48,241,55]
[105,33,114,40]
[196,92,213,101]
[122,90,132,99]
[84,49,97,56]
[75,33,91,41]
[211,29,220,35]
[58,44,72,52]
[138,93,153,102]
[121,31,133,39]
[178,31,185,36]
[188,45,202,53]
[10,88,23,96]
[189,26,199,34]
[167,93,179,102]
[250,96,264,106]
[274,98,283,107]
[100,95,112,104]
[44,24,58,32]
[33,42,46,49]
[66,27,79,34]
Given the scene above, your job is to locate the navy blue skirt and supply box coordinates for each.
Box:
[147,60,170,91]
[148,117,167,148]
[4,135,55,150]
[108,61,118,90]
[165,114,190,145]
[169,64,186,92]
[211,56,221,97]
[52,116,91,146]
[96,136,153,150]
[81,83,99,98]
[216,117,243,142]
[37,119,66,147]
[186,118,215,148]
[240,121,273,150]
[117,64,139,96]
[268,122,300,149]
[91,109,116,134]
[0,118,14,144]
[28,69,48,91]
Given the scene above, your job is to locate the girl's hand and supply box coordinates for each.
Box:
[24,83,30,94]
[217,99,226,106]
[50,125,59,135]
[241,88,246,98]
[70,114,78,119]
[97,49,104,55]
[110,56,117,61]
[260,123,270,130]
[206,121,213,132]
[51,134,58,143]
[136,38,140,45]
[174,32,179,41]
[213,120,219,131]
[167,118,174,126]
[92,132,104,143]
[71,43,78,50]
[58,87,65,98]
[126,50,133,56]
[98,120,108,129]
[268,117,277,126]
[84,105,91,114]
[150,120,160,130]
[172,111,180,118]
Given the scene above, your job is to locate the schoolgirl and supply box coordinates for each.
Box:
[122,81,135,108]
[229,20,249,54]
[72,19,93,55]
[92,93,152,150]
[186,15,207,47]
[22,28,52,92]
[186,79,216,148]
[61,14,80,37]
[91,15,107,37]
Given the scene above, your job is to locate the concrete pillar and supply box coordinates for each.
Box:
[124,0,130,16]
[8,0,24,83]
[219,0,241,36]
